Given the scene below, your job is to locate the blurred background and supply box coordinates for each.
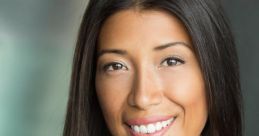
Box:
[0,0,88,135]
[0,0,258,136]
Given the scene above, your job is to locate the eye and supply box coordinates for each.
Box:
[103,62,128,72]
[161,56,185,67]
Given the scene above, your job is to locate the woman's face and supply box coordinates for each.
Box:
[95,9,208,136]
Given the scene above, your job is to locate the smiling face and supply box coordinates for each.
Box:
[95,9,208,136]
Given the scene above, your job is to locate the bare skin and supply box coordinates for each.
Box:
[95,9,208,136]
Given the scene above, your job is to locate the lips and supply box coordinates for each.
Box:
[125,115,176,136]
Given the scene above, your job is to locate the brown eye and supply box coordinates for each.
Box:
[161,57,185,67]
[103,62,128,72]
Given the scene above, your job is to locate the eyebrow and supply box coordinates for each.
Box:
[97,42,190,58]
[97,49,127,58]
[153,42,190,51]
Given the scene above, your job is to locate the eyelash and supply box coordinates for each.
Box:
[103,62,128,72]
[102,56,185,72]
[160,56,185,67]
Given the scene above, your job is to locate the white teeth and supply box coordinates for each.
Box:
[162,120,167,127]
[133,125,140,133]
[155,122,162,131]
[140,125,147,133]
[130,117,175,134]
[147,124,156,133]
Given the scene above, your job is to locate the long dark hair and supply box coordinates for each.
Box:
[63,0,243,136]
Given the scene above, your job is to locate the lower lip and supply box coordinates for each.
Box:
[127,118,176,136]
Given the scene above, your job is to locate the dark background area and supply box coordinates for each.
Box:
[222,0,259,135]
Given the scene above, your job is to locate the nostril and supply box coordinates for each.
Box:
[127,72,163,109]
[127,90,163,110]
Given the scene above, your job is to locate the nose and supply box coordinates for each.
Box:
[128,66,163,110]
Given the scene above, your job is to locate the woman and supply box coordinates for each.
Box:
[63,0,243,136]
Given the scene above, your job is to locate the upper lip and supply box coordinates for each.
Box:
[126,115,174,126]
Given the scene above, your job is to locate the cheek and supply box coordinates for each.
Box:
[163,68,206,105]
[162,67,207,135]
[95,75,131,134]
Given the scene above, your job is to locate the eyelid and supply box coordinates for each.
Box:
[102,61,128,72]
[160,55,185,66]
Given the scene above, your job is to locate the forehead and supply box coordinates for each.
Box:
[98,9,192,50]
